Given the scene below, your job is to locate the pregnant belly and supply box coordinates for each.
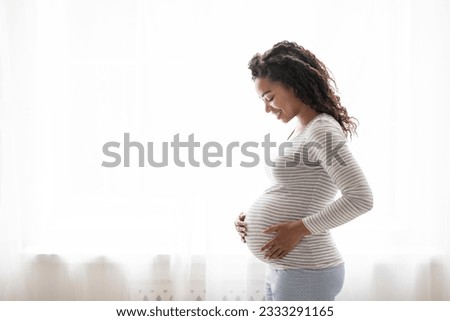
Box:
[245,194,303,264]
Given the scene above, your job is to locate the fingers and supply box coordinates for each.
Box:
[263,246,285,260]
[238,228,247,238]
[269,248,285,260]
[261,236,290,260]
[235,212,248,243]
[235,213,247,232]
[236,220,247,228]
[235,221,247,232]
[260,238,275,252]
[262,224,279,234]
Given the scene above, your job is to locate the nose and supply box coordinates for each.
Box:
[264,102,271,113]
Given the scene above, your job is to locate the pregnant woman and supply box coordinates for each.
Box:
[235,41,373,301]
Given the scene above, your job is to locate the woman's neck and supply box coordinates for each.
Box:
[295,107,320,131]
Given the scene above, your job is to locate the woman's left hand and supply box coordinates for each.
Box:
[260,220,311,260]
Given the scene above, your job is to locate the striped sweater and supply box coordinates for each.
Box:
[245,113,373,269]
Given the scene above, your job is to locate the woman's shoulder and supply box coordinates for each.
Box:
[306,113,346,141]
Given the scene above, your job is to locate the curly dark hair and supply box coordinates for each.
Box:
[248,41,358,139]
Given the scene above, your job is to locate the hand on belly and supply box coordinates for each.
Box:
[244,210,311,263]
[260,220,311,260]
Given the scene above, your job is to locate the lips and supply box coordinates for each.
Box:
[272,109,282,118]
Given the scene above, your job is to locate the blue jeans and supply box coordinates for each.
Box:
[265,264,345,301]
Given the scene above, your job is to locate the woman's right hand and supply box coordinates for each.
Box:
[234,212,247,243]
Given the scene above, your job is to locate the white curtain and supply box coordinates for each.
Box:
[1,0,449,300]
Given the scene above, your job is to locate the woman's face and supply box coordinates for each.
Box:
[254,77,305,123]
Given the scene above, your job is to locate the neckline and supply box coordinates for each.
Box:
[287,113,326,141]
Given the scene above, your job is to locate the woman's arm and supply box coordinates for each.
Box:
[260,117,373,260]
[301,119,373,234]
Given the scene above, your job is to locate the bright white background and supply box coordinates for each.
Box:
[1,0,449,300]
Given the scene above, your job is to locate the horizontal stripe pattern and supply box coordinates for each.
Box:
[245,113,373,269]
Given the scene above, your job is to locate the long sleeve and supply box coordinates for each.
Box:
[245,113,373,268]
[301,118,373,235]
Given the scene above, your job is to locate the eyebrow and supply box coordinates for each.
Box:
[260,90,271,99]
